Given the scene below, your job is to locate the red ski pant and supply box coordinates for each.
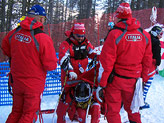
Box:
[57,100,101,123]
[104,76,141,123]
[90,102,101,123]
[75,102,101,123]
[6,86,41,123]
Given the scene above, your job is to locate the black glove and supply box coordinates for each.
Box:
[61,57,70,71]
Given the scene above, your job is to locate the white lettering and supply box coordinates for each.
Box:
[125,34,142,42]
[15,33,31,43]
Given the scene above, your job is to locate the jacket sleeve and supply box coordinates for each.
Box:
[39,34,58,71]
[141,32,153,82]
[87,41,100,60]
[97,32,117,87]
[153,39,161,66]
[1,31,13,57]
[59,41,74,72]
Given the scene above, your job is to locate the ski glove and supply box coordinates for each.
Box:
[69,72,77,80]
[96,86,104,103]
[61,57,70,71]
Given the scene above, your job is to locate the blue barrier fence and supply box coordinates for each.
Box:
[0,55,61,106]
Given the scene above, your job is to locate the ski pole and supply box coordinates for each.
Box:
[52,69,68,123]
[52,57,70,123]
[148,68,158,76]
[40,109,55,114]
[85,55,97,122]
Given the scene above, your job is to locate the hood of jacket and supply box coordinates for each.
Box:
[20,16,43,31]
[115,18,141,31]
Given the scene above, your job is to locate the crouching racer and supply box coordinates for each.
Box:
[56,23,104,123]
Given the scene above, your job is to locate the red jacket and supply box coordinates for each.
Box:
[1,17,58,93]
[98,18,152,87]
[59,32,96,86]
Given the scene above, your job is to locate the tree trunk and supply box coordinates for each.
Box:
[22,0,27,16]
[1,0,6,32]
[92,0,96,17]
[136,0,141,10]
[49,0,54,24]
[64,0,68,22]
[86,0,92,18]
[159,0,164,8]
[54,0,59,23]
[7,0,14,31]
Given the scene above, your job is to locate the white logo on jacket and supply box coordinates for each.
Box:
[125,34,142,42]
[80,46,86,49]
[15,33,32,43]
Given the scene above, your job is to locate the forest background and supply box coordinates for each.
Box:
[1,0,164,32]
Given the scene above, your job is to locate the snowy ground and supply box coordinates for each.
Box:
[0,74,164,123]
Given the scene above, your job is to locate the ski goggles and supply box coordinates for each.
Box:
[159,31,163,37]
[75,34,85,38]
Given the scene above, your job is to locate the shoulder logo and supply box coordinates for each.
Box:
[125,34,142,42]
[15,33,31,43]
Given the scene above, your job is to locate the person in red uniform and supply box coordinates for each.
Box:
[1,5,58,123]
[96,2,152,123]
[56,23,101,123]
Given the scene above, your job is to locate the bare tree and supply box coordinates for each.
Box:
[107,0,111,13]
[0,0,164,33]
[67,0,77,21]
[86,0,93,18]
[159,0,164,8]
[64,0,68,22]
[49,0,54,24]
[77,0,92,19]
[136,0,142,10]
[54,0,59,23]
[6,0,14,31]
[0,0,6,32]
[91,0,96,17]
[22,0,27,16]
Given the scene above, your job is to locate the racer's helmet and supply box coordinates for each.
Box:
[74,82,91,103]
[108,22,115,29]
[151,26,163,37]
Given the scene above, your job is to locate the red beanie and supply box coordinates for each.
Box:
[115,3,132,19]
[72,23,85,35]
